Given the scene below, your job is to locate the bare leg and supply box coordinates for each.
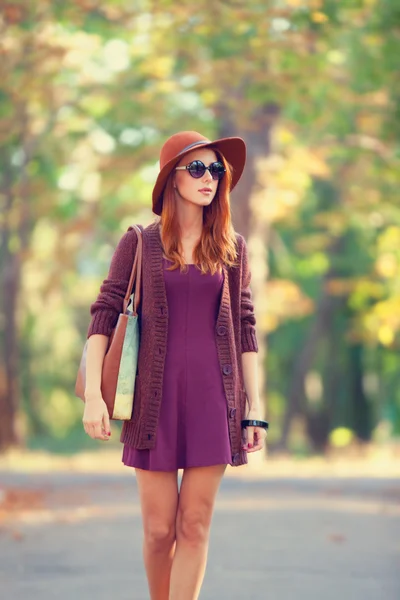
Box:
[169,464,227,600]
[135,468,179,600]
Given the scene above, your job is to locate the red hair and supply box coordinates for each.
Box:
[157,148,239,275]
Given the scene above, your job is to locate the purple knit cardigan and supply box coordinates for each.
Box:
[87,220,258,467]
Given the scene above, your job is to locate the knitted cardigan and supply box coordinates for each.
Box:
[86,219,259,467]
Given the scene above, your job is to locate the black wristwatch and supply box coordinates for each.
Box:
[241,419,269,430]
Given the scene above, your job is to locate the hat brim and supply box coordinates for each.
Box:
[152,136,246,216]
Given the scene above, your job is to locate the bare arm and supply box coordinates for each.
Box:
[241,351,262,418]
[241,350,267,453]
[82,333,111,441]
[84,334,109,398]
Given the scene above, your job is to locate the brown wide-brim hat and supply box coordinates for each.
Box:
[152,130,246,215]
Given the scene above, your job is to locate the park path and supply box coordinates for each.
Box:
[0,464,399,599]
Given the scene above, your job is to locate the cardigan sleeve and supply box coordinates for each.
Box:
[86,227,139,339]
[239,235,259,353]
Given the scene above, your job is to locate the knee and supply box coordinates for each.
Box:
[144,519,176,551]
[176,509,210,546]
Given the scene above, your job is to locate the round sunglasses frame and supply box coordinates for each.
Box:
[175,160,226,180]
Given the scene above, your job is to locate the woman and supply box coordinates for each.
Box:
[82,130,268,600]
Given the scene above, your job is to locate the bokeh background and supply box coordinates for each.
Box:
[1,0,399,463]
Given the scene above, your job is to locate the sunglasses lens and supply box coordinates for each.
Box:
[210,162,225,180]
[187,161,206,178]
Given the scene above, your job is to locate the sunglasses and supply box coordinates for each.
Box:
[175,160,226,180]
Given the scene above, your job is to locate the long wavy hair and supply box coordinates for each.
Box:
[156,148,240,275]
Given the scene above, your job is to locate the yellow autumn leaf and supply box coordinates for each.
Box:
[201,89,218,106]
[311,11,328,23]
[377,226,400,252]
[377,325,394,346]
[329,428,354,448]
[375,253,398,278]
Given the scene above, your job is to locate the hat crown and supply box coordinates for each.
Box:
[160,131,211,169]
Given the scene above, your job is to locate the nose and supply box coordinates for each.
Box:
[202,167,213,183]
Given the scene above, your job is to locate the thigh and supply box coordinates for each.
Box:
[135,468,179,533]
[178,465,226,526]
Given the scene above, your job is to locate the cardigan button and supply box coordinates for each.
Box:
[217,325,227,336]
[229,408,236,419]
[222,364,232,375]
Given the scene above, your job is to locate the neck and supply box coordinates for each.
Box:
[174,197,203,238]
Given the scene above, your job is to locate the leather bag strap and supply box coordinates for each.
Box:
[123,224,143,315]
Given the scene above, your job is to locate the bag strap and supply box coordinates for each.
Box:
[123,224,143,315]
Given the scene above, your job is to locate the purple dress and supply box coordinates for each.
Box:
[122,256,232,471]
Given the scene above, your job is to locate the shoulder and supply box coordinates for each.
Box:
[234,231,247,258]
[121,219,158,248]
[234,231,245,246]
[114,224,143,254]
[123,225,140,242]
[125,226,139,237]
[126,224,144,235]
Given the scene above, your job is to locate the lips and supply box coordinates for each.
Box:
[199,188,212,192]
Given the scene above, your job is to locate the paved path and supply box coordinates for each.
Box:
[0,470,399,599]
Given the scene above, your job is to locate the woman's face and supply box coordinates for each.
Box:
[173,147,220,209]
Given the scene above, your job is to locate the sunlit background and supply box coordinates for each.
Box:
[0,1,399,470]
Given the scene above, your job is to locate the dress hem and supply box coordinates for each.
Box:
[121,458,233,471]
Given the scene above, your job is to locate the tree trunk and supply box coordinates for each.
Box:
[0,231,21,451]
[217,103,279,239]
[276,237,344,452]
[349,343,372,441]
[0,128,32,451]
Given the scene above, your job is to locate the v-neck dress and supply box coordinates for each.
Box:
[121,256,232,471]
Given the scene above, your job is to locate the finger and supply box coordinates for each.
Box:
[88,424,97,439]
[254,427,267,439]
[242,427,248,449]
[94,422,108,440]
[246,430,259,451]
[247,438,264,452]
[88,422,106,440]
[247,440,264,452]
[248,429,266,452]
[102,410,111,437]
[246,426,255,449]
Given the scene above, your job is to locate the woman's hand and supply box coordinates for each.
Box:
[82,392,111,441]
[242,409,267,453]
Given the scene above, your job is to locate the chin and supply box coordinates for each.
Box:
[191,199,213,208]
